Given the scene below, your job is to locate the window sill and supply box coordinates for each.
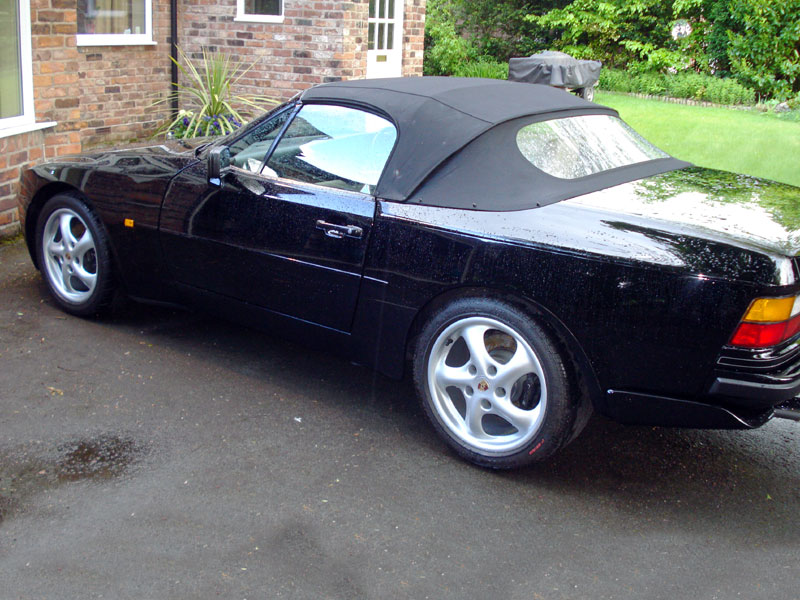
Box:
[77,35,157,47]
[0,121,57,141]
[234,14,284,24]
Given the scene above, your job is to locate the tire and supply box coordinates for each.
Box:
[580,85,595,102]
[35,193,116,317]
[413,298,580,469]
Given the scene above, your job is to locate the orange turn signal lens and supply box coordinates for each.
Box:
[742,296,798,323]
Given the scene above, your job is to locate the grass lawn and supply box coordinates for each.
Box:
[596,92,800,188]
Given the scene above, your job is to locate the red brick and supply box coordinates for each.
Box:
[0,197,19,212]
[28,147,44,162]
[35,36,64,48]
[0,167,21,184]
[37,10,66,22]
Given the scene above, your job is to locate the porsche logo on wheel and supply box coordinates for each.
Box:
[477,380,489,392]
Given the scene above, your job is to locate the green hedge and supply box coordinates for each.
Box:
[599,69,756,106]
[452,60,509,80]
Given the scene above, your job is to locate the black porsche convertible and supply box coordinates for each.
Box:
[19,77,800,468]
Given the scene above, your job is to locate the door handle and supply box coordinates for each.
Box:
[315,220,363,240]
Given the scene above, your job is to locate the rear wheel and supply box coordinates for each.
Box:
[35,194,116,317]
[413,298,580,468]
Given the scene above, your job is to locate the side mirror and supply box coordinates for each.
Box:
[208,146,231,186]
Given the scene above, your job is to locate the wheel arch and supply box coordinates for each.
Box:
[404,285,607,415]
[25,182,85,269]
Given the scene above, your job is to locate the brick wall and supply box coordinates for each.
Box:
[0,131,46,237]
[180,0,367,104]
[75,4,173,148]
[31,0,83,158]
[180,0,425,105]
[31,0,173,152]
[402,0,426,77]
[339,1,370,82]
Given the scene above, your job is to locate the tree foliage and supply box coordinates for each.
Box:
[423,0,479,75]
[725,0,800,99]
[424,0,800,100]
[424,0,570,74]
[530,0,800,99]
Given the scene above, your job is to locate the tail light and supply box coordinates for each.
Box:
[730,295,800,348]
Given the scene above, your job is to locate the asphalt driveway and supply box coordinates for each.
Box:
[1,239,799,599]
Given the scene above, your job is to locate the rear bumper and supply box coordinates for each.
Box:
[711,337,800,409]
[601,330,800,430]
[605,390,773,429]
[708,374,800,403]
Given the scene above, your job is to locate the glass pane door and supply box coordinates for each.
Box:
[366,0,404,78]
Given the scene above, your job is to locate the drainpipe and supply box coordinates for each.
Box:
[170,0,179,118]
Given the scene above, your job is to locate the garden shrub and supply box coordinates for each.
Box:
[600,69,756,105]
[598,70,634,93]
[453,61,509,80]
[423,1,479,76]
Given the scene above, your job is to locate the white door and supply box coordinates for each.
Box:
[366,0,404,79]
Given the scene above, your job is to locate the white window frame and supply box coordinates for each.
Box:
[1,0,35,132]
[76,0,155,47]
[235,0,284,24]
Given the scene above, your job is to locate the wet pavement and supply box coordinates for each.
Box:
[1,238,799,599]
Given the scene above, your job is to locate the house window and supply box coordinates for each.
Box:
[76,0,154,46]
[236,0,284,23]
[0,0,35,132]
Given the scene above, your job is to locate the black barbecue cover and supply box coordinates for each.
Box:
[508,51,601,88]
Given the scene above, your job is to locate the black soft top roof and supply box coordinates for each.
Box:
[299,77,688,210]
[300,77,618,202]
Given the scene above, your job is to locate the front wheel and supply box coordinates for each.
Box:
[35,194,116,317]
[413,298,581,469]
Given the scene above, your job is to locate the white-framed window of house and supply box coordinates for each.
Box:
[235,0,284,23]
[76,0,155,46]
[0,0,35,132]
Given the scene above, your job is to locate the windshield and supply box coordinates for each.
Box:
[516,114,669,179]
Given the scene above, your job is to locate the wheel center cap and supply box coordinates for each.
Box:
[477,380,489,392]
[65,253,72,260]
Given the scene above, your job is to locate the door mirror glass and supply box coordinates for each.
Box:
[266,104,397,194]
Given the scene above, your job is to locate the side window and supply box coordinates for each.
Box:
[228,108,292,173]
[266,104,397,194]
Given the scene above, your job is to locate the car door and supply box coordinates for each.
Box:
[159,103,397,332]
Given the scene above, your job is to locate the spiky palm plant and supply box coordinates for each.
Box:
[158,46,278,138]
